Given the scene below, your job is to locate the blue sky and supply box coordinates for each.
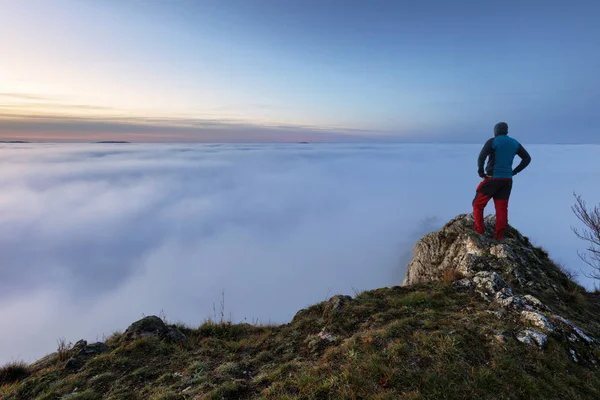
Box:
[1,0,599,142]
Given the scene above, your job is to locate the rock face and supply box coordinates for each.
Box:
[403,214,597,357]
[404,214,563,290]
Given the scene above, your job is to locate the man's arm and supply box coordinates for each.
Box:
[477,138,494,178]
[512,144,531,176]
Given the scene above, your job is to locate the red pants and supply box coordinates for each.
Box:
[472,178,512,240]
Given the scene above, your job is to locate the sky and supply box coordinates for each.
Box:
[1,0,599,142]
[1,142,600,364]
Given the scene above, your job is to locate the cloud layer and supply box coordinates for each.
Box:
[1,143,599,364]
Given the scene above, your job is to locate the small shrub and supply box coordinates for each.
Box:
[0,360,30,384]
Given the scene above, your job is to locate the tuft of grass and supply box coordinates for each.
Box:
[105,331,124,347]
[197,321,251,341]
[0,361,30,385]
[397,291,432,307]
[440,267,463,284]
[56,337,73,363]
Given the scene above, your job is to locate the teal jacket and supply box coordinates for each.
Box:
[478,134,531,178]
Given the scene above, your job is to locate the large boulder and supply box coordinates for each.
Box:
[124,316,186,344]
[403,214,571,294]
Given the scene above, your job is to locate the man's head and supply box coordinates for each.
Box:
[494,122,509,136]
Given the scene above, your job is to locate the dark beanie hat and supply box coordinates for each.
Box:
[494,122,508,136]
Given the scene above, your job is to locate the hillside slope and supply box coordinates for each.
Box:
[1,215,600,400]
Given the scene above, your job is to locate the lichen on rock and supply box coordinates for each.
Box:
[402,213,598,356]
[517,329,548,348]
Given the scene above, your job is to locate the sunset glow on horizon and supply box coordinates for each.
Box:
[1,0,599,142]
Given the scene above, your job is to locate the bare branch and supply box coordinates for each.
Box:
[572,192,600,282]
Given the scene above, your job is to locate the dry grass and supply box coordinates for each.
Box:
[440,267,463,284]
[2,283,600,400]
[0,361,29,385]
[56,337,73,363]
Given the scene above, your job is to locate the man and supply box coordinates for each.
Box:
[473,122,531,240]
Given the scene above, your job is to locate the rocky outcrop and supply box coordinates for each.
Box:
[64,340,111,372]
[403,214,597,359]
[124,316,187,344]
[404,214,566,291]
[326,295,353,312]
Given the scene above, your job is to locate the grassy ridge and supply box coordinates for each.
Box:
[2,282,600,400]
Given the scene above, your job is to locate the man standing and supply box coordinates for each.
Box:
[473,122,531,240]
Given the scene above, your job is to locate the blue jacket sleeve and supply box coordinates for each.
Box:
[478,138,494,176]
[512,144,531,175]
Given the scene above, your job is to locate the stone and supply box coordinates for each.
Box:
[64,357,83,371]
[570,349,579,363]
[466,238,485,256]
[472,271,513,301]
[317,328,336,342]
[516,329,548,348]
[453,278,474,292]
[522,295,548,311]
[485,310,504,319]
[125,316,166,340]
[552,316,595,344]
[306,328,337,354]
[568,334,579,343]
[327,295,353,311]
[78,342,110,356]
[490,244,513,259]
[497,295,527,310]
[166,327,187,344]
[402,214,577,298]
[73,340,88,351]
[124,316,187,344]
[521,311,555,333]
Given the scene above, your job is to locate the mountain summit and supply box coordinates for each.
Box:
[404,214,598,353]
[1,215,600,399]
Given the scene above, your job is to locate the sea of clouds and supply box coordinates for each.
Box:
[1,142,599,364]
